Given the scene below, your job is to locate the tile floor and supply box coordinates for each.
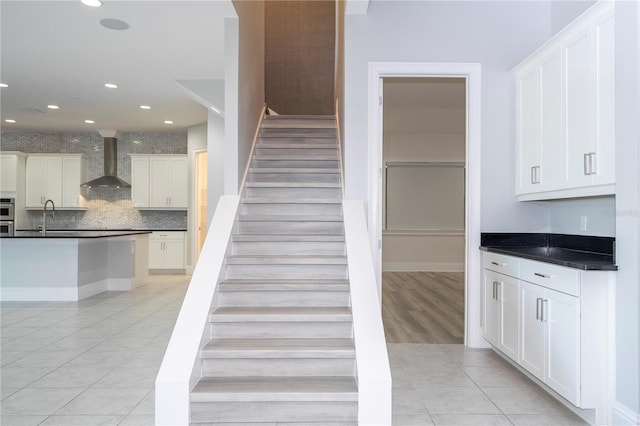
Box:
[1,275,587,425]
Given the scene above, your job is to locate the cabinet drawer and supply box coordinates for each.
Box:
[150,231,185,241]
[520,259,580,296]
[483,252,520,277]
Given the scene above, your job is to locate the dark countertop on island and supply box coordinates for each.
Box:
[8,230,154,239]
[480,233,617,271]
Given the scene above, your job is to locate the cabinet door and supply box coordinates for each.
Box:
[483,271,501,348]
[163,239,185,269]
[592,10,615,186]
[519,281,545,381]
[149,157,171,207]
[44,157,63,206]
[26,157,47,207]
[500,275,519,361]
[168,157,188,208]
[1,155,18,192]
[516,68,540,195]
[545,289,580,406]
[148,239,165,269]
[61,156,85,208]
[538,49,563,192]
[131,157,150,208]
[564,27,594,188]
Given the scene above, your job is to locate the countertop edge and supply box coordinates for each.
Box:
[480,246,618,271]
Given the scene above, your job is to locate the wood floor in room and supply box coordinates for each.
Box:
[382,271,465,344]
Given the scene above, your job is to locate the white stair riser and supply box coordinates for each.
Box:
[226,264,347,280]
[201,358,356,377]
[253,159,339,168]
[218,290,350,307]
[210,322,353,339]
[248,171,340,183]
[191,401,356,423]
[240,202,343,216]
[237,221,344,234]
[255,147,338,157]
[232,241,345,256]
[244,187,341,199]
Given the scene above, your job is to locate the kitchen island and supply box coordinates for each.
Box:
[0,230,150,301]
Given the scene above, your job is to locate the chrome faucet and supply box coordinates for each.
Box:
[41,199,55,236]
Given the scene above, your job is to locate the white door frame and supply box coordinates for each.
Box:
[368,62,484,348]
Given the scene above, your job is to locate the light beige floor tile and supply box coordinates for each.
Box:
[507,413,589,425]
[1,350,28,366]
[118,414,154,425]
[1,387,84,415]
[11,349,86,367]
[39,415,124,425]
[1,387,21,401]
[419,386,501,415]
[0,415,48,425]
[389,349,452,367]
[31,366,112,388]
[431,414,512,425]
[464,364,536,388]
[393,412,435,425]
[0,366,56,388]
[93,366,158,389]
[127,391,154,415]
[406,366,475,387]
[63,349,135,368]
[483,386,570,415]
[441,347,504,366]
[393,386,429,414]
[55,387,149,415]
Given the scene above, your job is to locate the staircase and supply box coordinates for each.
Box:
[190,115,358,424]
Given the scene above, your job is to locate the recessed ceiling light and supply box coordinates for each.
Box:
[47,104,60,110]
[81,0,103,7]
[100,18,129,31]
[104,83,118,89]
[140,105,151,110]
[210,106,222,114]
[164,120,174,125]
[5,119,16,123]
[84,119,95,124]
[0,83,8,88]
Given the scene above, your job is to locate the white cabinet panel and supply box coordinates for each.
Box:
[149,231,185,270]
[538,49,563,192]
[516,68,540,195]
[482,269,519,361]
[131,155,187,209]
[483,271,501,348]
[62,156,87,208]
[519,281,546,381]
[26,156,62,208]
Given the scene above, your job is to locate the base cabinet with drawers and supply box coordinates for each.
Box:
[482,252,612,424]
[149,231,186,270]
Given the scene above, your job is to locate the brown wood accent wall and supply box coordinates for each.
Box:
[265,0,335,115]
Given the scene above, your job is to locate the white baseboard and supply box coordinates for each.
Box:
[382,262,464,272]
[611,400,639,425]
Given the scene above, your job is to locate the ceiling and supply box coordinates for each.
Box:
[0,0,234,133]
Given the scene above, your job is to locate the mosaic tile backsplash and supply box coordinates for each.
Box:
[1,130,188,230]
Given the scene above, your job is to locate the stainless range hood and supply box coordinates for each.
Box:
[81,135,131,188]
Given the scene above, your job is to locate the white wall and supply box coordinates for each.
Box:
[343,0,553,233]
[207,112,225,224]
[549,0,597,36]
[547,197,615,237]
[612,0,640,422]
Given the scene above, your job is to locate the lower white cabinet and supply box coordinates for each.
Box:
[482,269,518,360]
[519,281,580,405]
[482,252,612,422]
[149,231,185,270]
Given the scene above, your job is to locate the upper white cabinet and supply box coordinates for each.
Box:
[514,1,615,201]
[25,154,87,209]
[1,152,26,194]
[130,155,188,209]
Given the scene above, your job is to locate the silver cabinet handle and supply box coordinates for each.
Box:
[534,272,550,278]
[536,297,542,320]
[491,261,500,266]
[584,153,590,175]
[531,166,536,184]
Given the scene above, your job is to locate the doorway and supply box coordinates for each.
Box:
[195,151,208,261]
[368,62,483,348]
[381,77,466,344]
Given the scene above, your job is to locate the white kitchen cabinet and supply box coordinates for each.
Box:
[514,1,615,201]
[519,280,580,405]
[26,154,86,209]
[482,251,612,423]
[149,231,185,270]
[482,269,518,361]
[130,155,187,209]
[1,152,26,194]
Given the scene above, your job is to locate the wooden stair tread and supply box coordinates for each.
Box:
[226,255,347,265]
[191,376,357,402]
[202,338,355,358]
[232,234,344,242]
[210,306,352,322]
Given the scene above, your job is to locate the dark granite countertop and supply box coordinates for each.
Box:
[6,230,153,239]
[480,233,617,271]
